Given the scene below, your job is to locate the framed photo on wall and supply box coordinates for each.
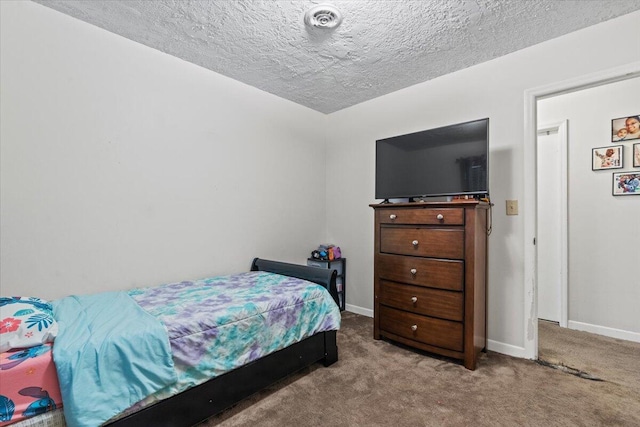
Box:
[634,143,640,168]
[592,145,623,170]
[612,172,640,196]
[611,115,640,142]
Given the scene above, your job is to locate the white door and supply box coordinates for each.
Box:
[536,128,563,323]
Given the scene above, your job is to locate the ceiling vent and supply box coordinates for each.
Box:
[304,4,343,29]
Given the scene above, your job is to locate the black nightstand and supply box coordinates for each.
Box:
[307,258,345,311]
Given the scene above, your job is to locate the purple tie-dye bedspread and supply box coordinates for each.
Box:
[125,271,341,408]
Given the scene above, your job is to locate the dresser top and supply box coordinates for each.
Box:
[370,200,489,209]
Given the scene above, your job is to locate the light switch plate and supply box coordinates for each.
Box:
[506,200,518,215]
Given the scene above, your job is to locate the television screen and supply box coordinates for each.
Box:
[375,118,489,200]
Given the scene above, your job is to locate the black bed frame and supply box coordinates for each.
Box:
[109,258,339,427]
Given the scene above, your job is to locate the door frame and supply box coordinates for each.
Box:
[536,121,568,329]
[522,61,640,360]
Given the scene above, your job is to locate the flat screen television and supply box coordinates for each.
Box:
[375,118,489,200]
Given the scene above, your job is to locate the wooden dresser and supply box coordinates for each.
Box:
[370,200,488,370]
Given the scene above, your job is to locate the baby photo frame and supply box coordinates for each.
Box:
[612,172,640,196]
[592,145,623,170]
[611,115,640,142]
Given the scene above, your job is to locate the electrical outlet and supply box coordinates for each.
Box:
[506,200,518,216]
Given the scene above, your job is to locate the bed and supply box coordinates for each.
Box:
[0,258,341,427]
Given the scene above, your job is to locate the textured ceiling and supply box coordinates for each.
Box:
[33,0,640,114]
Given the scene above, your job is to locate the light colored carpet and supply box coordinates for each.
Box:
[201,312,640,426]
[537,319,640,394]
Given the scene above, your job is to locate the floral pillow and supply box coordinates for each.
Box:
[0,297,58,353]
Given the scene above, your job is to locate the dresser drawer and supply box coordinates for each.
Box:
[380,226,464,259]
[377,253,463,291]
[379,305,463,352]
[377,208,464,225]
[379,280,463,321]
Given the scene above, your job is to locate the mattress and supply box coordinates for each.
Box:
[0,344,63,426]
[119,270,341,415]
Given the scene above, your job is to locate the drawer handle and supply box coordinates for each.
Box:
[411,324,418,331]
[436,213,444,221]
[389,214,397,220]
[411,296,418,303]
[412,240,419,246]
[410,268,417,275]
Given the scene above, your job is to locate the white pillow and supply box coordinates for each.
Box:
[0,297,58,353]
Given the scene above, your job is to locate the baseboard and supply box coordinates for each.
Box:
[345,304,373,318]
[486,339,528,359]
[568,320,640,343]
[343,309,640,354]
[345,307,531,359]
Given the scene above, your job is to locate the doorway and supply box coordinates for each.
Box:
[523,62,640,360]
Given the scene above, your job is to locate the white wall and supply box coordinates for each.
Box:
[325,11,640,354]
[538,78,640,339]
[2,1,639,357]
[0,1,327,300]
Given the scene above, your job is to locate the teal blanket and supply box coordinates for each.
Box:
[52,292,176,427]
